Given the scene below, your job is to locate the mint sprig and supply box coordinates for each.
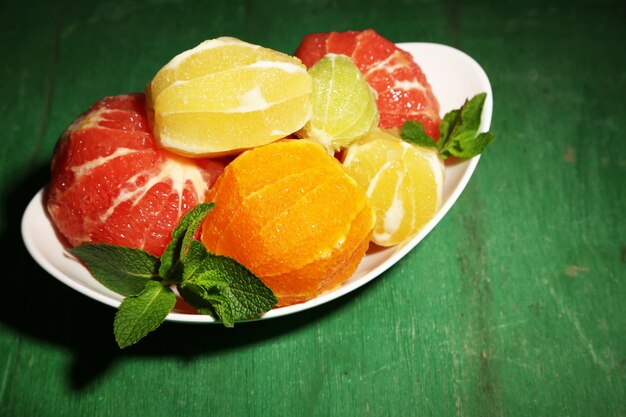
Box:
[70,202,278,349]
[400,92,496,159]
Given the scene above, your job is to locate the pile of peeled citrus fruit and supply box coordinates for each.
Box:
[47,29,447,310]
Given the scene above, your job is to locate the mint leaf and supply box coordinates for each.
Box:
[438,108,461,147]
[455,92,486,136]
[113,280,176,349]
[444,131,496,158]
[438,92,495,159]
[159,202,215,281]
[180,240,210,281]
[71,244,158,296]
[178,240,277,326]
[178,285,234,327]
[400,120,437,148]
[211,297,235,328]
[400,92,495,160]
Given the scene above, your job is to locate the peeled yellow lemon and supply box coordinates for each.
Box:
[146,37,312,156]
[342,129,444,246]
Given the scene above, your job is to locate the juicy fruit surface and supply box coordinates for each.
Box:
[295,29,441,140]
[201,140,374,307]
[47,93,224,257]
[342,130,444,247]
[146,37,313,156]
[301,54,378,152]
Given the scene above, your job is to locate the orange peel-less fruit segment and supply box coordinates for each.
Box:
[201,139,374,306]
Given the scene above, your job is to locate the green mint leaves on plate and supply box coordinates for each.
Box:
[71,202,277,349]
[400,92,496,159]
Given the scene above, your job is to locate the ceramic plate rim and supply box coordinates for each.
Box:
[21,41,492,323]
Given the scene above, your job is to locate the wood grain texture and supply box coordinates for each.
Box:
[1,0,624,416]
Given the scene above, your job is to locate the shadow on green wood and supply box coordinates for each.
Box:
[1,166,377,389]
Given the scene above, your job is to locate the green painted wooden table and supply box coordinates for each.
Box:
[1,0,624,416]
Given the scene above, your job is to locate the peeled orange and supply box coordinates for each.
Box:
[342,129,444,247]
[201,139,374,306]
[146,37,312,156]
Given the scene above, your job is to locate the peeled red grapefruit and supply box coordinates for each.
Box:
[46,93,225,257]
[294,29,441,140]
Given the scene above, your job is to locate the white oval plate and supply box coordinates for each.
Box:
[21,42,492,323]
